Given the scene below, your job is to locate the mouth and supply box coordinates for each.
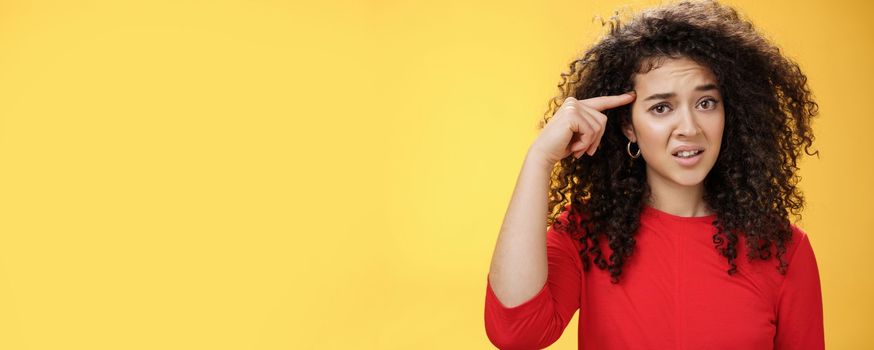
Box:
[671,149,704,166]
[672,149,704,159]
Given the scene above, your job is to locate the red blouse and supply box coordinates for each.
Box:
[484,204,824,350]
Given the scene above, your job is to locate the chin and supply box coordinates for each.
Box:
[644,153,719,188]
[671,174,708,187]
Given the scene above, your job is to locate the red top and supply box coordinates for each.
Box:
[484,204,824,350]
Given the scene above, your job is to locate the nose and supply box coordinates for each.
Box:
[673,106,701,137]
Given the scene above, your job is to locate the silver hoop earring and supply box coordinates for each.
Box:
[627,140,641,159]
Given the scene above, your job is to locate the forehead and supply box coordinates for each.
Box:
[633,57,718,91]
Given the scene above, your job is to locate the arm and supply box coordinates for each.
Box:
[484,216,583,349]
[483,93,628,349]
[487,149,555,308]
[774,227,825,349]
[484,149,582,349]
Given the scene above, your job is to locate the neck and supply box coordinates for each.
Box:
[645,171,712,217]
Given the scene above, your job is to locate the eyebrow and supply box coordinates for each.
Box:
[642,84,719,101]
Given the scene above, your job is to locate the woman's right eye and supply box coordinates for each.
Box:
[649,103,671,114]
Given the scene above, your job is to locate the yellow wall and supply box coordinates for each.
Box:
[0,0,869,348]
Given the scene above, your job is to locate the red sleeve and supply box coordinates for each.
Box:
[484,208,583,350]
[774,225,825,350]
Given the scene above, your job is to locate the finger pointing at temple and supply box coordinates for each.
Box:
[579,91,637,111]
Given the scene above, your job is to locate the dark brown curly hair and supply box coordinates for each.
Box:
[541,0,819,284]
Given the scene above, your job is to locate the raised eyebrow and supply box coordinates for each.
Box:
[695,83,719,92]
[643,92,674,101]
[642,83,720,101]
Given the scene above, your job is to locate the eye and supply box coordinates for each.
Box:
[649,103,672,115]
[698,98,719,110]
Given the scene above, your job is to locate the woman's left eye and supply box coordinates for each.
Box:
[698,98,719,109]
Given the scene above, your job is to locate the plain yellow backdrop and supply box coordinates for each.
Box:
[0,0,870,348]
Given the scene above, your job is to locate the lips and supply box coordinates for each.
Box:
[670,145,705,157]
[674,149,703,158]
[672,147,704,166]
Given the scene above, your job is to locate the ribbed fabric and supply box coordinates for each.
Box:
[484,204,824,350]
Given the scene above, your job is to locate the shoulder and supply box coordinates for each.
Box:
[546,205,585,270]
[775,223,822,300]
[786,223,814,261]
[547,204,588,251]
[553,203,592,227]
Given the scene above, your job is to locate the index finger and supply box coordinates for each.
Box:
[578,91,636,112]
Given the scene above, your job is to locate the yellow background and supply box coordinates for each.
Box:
[0,0,869,348]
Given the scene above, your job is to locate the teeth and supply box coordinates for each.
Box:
[675,150,701,158]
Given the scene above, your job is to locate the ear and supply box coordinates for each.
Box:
[621,121,637,143]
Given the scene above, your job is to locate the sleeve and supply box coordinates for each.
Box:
[483,208,583,350]
[774,226,825,350]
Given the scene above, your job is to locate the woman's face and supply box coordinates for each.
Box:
[623,56,725,188]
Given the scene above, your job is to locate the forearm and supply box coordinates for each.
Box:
[487,148,556,307]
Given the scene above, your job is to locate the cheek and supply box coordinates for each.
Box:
[704,114,726,142]
[633,118,671,146]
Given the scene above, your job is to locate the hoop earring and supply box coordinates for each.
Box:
[627,140,641,159]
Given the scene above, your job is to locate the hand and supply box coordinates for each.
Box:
[530,91,636,165]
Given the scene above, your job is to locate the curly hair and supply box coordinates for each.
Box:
[541,0,819,284]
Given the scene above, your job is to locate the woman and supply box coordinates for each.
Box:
[484,1,824,349]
